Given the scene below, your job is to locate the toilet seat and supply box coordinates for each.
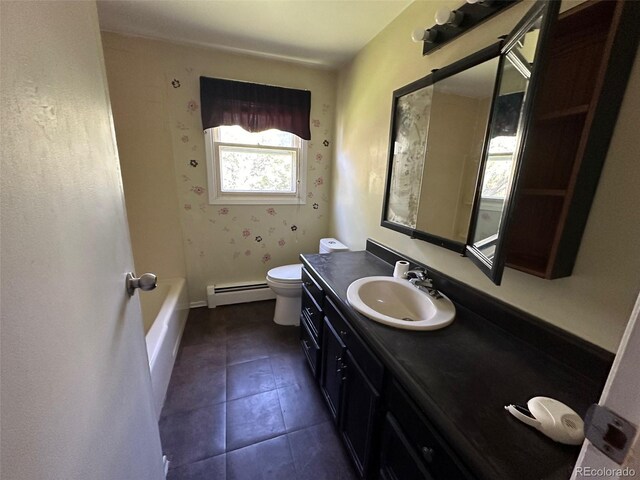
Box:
[267,263,302,284]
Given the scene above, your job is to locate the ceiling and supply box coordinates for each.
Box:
[97,1,412,69]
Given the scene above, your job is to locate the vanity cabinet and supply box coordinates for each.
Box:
[300,268,324,377]
[341,349,381,477]
[303,266,469,479]
[383,380,473,480]
[379,413,433,480]
[504,0,640,278]
[301,247,613,480]
[319,315,346,422]
[300,313,320,378]
[317,295,384,478]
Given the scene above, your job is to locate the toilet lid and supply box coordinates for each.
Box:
[267,263,302,283]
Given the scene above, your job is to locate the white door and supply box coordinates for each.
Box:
[1,2,164,479]
[571,292,640,479]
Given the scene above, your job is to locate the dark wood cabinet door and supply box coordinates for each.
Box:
[320,317,346,423]
[340,350,380,478]
[379,413,433,480]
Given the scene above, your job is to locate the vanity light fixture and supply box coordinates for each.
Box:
[434,7,464,27]
[416,0,518,56]
[411,27,439,43]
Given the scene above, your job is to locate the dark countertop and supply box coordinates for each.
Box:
[301,250,605,480]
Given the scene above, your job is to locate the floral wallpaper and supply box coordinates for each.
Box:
[167,68,334,301]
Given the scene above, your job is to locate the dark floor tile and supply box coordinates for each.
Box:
[162,363,226,416]
[224,321,272,342]
[184,306,215,324]
[270,353,314,388]
[227,357,276,401]
[288,421,357,480]
[226,334,271,366]
[177,342,227,369]
[160,403,226,468]
[226,390,286,451]
[161,301,354,479]
[278,383,330,432]
[226,435,296,480]
[262,326,301,355]
[224,315,273,339]
[224,300,274,326]
[180,318,226,347]
[167,453,226,480]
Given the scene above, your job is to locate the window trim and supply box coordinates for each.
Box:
[204,127,307,205]
[480,153,515,201]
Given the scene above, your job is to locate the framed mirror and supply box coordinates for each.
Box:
[382,44,502,252]
[466,0,560,284]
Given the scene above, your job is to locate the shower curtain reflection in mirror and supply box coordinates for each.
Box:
[386,85,433,229]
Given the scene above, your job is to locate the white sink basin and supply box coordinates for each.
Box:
[346,276,455,330]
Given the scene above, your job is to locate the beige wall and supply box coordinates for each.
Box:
[416,90,492,241]
[332,0,640,352]
[104,39,187,283]
[102,33,336,303]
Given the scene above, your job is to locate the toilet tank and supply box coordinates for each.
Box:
[319,238,348,254]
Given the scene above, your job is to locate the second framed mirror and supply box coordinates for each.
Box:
[382,43,502,252]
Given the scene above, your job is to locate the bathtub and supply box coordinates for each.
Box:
[141,277,189,418]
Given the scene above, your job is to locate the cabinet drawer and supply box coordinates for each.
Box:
[302,268,323,308]
[300,315,320,378]
[387,380,472,480]
[325,297,384,391]
[302,287,322,340]
[380,413,433,480]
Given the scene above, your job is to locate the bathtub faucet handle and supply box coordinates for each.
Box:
[125,272,158,296]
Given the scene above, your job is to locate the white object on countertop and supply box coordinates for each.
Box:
[505,396,585,445]
[393,261,410,278]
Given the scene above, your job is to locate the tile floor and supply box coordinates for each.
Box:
[160,300,358,480]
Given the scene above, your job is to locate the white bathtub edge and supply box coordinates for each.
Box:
[145,277,189,419]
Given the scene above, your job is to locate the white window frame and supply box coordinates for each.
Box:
[480,153,515,202]
[204,127,307,205]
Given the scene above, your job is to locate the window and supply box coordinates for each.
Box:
[204,125,307,205]
[480,135,517,200]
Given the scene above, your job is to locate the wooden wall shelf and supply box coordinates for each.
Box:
[537,105,589,122]
[505,0,640,279]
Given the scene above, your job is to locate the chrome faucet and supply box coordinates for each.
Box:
[404,268,442,299]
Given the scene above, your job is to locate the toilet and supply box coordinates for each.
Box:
[266,238,348,325]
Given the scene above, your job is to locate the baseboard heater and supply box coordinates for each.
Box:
[206,281,275,308]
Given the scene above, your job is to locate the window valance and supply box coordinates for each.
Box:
[200,77,311,140]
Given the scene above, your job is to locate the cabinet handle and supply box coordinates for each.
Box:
[421,446,435,463]
[304,307,313,317]
[302,339,310,350]
[304,281,312,287]
[335,354,348,374]
[339,330,348,338]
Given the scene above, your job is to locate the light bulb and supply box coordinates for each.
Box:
[411,28,438,43]
[434,7,464,27]
[412,27,427,43]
